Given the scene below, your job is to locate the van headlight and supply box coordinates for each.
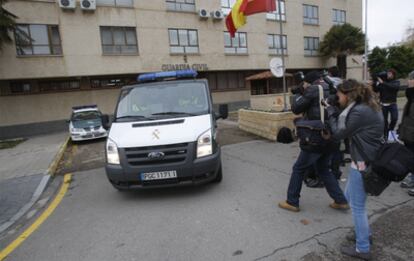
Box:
[106,138,120,165]
[197,129,212,158]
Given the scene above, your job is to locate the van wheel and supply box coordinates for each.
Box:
[213,165,223,183]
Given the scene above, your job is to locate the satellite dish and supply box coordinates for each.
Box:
[270,57,284,78]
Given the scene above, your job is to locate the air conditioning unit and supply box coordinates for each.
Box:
[58,0,76,9]
[211,10,224,20]
[199,9,209,20]
[80,0,96,11]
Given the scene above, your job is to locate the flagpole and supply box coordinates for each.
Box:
[277,0,288,112]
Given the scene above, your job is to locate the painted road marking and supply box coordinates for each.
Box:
[0,174,72,261]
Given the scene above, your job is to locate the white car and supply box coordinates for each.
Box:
[69,105,108,141]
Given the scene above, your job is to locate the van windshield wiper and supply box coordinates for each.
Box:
[115,115,156,122]
[151,112,198,116]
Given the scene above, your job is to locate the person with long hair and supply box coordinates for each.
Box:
[323,79,384,260]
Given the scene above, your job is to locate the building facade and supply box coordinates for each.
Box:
[0,0,363,138]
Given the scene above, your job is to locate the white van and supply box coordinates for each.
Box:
[104,70,228,190]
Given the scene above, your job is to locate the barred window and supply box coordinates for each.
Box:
[332,9,346,25]
[266,0,286,21]
[168,29,199,54]
[9,82,32,94]
[15,24,62,56]
[224,32,248,55]
[166,0,195,12]
[268,34,287,55]
[39,80,80,92]
[91,77,132,88]
[303,4,319,25]
[304,37,319,56]
[100,27,138,55]
[96,0,133,7]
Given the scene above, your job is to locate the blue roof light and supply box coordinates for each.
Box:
[137,70,198,83]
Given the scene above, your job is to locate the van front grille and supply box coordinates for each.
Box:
[124,143,189,166]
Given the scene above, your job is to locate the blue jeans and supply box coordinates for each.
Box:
[287,150,347,207]
[382,104,398,136]
[345,168,370,253]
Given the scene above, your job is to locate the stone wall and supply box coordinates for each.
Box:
[238,109,299,141]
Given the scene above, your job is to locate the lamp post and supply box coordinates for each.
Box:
[277,0,288,112]
[364,0,368,81]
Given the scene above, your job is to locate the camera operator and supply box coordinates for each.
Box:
[373,69,400,138]
[278,71,348,212]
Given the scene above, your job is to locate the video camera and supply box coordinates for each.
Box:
[291,70,337,95]
[376,71,388,81]
[290,71,305,95]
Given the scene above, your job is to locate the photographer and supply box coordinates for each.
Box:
[323,80,384,260]
[278,71,348,212]
[399,71,414,196]
[373,69,400,138]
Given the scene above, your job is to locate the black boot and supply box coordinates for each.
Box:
[341,246,371,260]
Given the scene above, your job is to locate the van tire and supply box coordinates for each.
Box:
[213,164,223,183]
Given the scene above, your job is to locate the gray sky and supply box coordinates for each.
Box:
[364,0,413,48]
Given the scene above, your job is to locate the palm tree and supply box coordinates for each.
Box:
[0,0,17,50]
[319,23,365,79]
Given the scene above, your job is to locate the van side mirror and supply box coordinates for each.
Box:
[216,104,229,120]
[101,114,110,129]
[66,119,70,123]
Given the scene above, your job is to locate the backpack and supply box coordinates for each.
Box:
[277,127,294,144]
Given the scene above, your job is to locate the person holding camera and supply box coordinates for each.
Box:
[373,69,400,139]
[323,80,384,260]
[399,71,414,195]
[278,71,348,212]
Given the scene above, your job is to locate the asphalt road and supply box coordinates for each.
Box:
[3,140,413,261]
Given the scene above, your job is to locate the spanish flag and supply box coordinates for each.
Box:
[226,0,277,37]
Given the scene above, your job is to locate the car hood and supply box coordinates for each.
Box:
[109,114,212,148]
[72,119,102,128]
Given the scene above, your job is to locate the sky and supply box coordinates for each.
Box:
[364,0,413,48]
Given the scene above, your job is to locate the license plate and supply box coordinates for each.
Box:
[141,171,177,181]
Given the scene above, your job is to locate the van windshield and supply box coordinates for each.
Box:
[116,82,210,121]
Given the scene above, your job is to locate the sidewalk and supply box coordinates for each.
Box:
[0,132,68,234]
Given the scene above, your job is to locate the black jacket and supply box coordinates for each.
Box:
[291,80,330,120]
[398,88,414,143]
[374,80,400,104]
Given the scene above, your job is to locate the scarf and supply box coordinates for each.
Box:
[338,101,356,131]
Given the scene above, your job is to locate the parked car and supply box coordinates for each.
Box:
[68,105,108,141]
[105,70,228,190]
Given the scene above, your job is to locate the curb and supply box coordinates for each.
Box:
[47,136,70,176]
[0,136,70,235]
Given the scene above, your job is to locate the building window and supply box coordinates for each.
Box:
[100,27,138,55]
[266,0,286,21]
[168,29,199,54]
[332,9,346,25]
[96,0,133,7]
[9,82,32,94]
[14,24,62,56]
[39,80,81,92]
[166,0,195,12]
[203,71,247,91]
[303,4,318,25]
[91,77,134,88]
[268,34,287,55]
[221,0,236,15]
[224,32,248,55]
[304,37,319,56]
